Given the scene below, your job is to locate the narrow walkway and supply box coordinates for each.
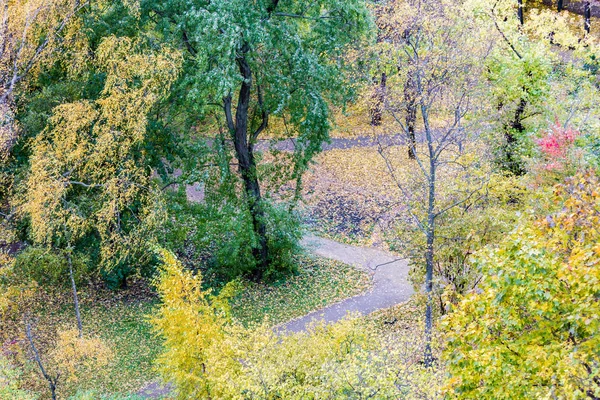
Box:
[280,235,413,333]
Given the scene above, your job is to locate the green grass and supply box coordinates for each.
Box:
[20,255,370,398]
[230,255,371,327]
[78,298,162,395]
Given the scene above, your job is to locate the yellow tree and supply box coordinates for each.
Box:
[21,36,181,323]
[0,0,85,159]
[444,172,600,398]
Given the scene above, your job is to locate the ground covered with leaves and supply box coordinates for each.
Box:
[230,255,371,327]
[3,255,370,398]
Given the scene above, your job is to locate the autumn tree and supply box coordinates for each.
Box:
[444,172,600,399]
[470,0,600,174]
[21,36,181,291]
[0,0,85,160]
[146,0,371,279]
[151,248,444,399]
[376,0,492,365]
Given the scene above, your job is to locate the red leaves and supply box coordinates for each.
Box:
[536,118,580,171]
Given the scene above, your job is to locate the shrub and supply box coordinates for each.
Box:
[163,189,302,282]
[150,249,444,399]
[14,247,89,288]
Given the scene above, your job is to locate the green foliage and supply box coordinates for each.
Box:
[144,0,372,276]
[14,247,88,288]
[0,356,36,400]
[466,0,600,173]
[444,172,600,399]
[20,36,181,285]
[163,188,303,281]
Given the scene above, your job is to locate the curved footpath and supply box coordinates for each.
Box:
[137,235,412,398]
[279,235,413,333]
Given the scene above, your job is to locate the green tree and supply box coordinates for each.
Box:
[146,0,371,279]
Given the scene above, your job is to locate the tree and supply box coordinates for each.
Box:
[472,0,598,174]
[371,0,419,158]
[376,0,492,366]
[0,0,85,160]
[444,172,600,399]
[146,0,371,279]
[21,36,181,289]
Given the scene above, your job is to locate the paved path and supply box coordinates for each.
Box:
[279,235,413,333]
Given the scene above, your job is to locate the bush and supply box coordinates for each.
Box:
[393,173,527,311]
[163,189,302,282]
[14,247,89,288]
[150,249,444,399]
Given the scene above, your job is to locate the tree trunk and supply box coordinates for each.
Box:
[558,0,564,12]
[404,71,417,159]
[424,229,435,367]
[423,103,436,368]
[25,319,58,400]
[370,72,387,126]
[518,0,524,25]
[67,250,83,338]
[229,45,270,279]
[503,97,527,175]
[585,1,591,33]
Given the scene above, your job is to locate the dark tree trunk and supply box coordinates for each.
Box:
[503,97,527,175]
[558,0,564,12]
[518,0,524,25]
[404,70,417,159]
[585,1,591,33]
[509,97,527,135]
[370,72,387,126]
[225,44,270,279]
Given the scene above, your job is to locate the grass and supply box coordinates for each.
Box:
[22,285,163,398]
[78,297,162,395]
[14,254,370,398]
[230,255,371,327]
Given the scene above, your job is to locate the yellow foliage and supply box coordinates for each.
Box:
[151,249,444,399]
[49,328,113,384]
[20,36,182,269]
[443,171,600,399]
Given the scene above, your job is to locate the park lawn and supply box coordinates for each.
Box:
[26,255,370,398]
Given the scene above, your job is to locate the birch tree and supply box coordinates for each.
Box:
[377,0,492,366]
